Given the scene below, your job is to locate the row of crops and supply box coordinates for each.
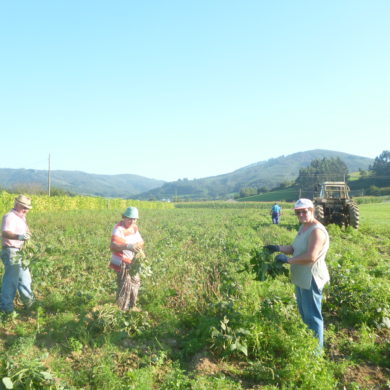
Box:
[0,191,174,215]
[0,194,389,389]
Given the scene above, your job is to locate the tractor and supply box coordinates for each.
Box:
[313,181,360,229]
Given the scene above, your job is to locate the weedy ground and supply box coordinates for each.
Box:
[0,202,389,389]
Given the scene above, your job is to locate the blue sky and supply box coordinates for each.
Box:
[0,1,389,182]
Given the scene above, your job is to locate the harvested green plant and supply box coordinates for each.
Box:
[129,249,152,277]
[19,239,39,269]
[247,247,289,281]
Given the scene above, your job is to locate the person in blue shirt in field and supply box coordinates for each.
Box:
[271,202,282,224]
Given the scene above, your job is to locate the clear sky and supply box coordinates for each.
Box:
[0,1,389,182]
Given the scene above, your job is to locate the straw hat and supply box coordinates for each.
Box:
[14,195,33,209]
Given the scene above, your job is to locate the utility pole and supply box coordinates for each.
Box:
[48,153,51,196]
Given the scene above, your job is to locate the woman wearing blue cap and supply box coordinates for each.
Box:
[264,198,330,349]
[109,206,144,311]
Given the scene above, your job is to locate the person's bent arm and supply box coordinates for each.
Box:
[278,245,294,255]
[2,230,30,241]
[287,229,326,265]
[2,230,18,240]
[110,241,144,253]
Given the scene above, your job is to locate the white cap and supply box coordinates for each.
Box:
[294,198,314,209]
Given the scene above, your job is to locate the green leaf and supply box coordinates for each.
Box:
[236,343,248,356]
[237,328,251,336]
[382,317,390,328]
[40,371,53,380]
[2,377,14,389]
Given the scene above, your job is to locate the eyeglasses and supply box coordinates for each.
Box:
[295,209,310,215]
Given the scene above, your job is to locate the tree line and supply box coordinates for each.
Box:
[238,150,390,198]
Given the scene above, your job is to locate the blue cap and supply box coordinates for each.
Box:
[122,207,139,219]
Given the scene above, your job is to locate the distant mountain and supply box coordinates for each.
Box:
[136,150,373,200]
[0,168,165,198]
[0,150,374,200]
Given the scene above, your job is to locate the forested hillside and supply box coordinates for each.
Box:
[0,169,165,198]
[0,150,374,200]
[137,150,372,200]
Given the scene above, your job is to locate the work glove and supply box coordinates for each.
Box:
[275,254,290,264]
[263,244,280,253]
[17,233,31,241]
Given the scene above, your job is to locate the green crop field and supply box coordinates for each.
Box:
[238,188,300,202]
[0,199,389,389]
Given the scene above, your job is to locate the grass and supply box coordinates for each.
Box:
[0,203,389,389]
[237,187,300,202]
[359,201,390,227]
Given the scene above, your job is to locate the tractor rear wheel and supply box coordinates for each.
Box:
[315,204,325,224]
[347,201,360,229]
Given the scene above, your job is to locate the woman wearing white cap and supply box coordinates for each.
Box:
[264,198,330,349]
[109,206,144,311]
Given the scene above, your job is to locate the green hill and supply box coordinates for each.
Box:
[238,187,300,202]
[0,168,165,198]
[137,150,372,200]
[0,150,374,199]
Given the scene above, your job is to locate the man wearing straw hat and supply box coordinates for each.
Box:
[1,195,34,314]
